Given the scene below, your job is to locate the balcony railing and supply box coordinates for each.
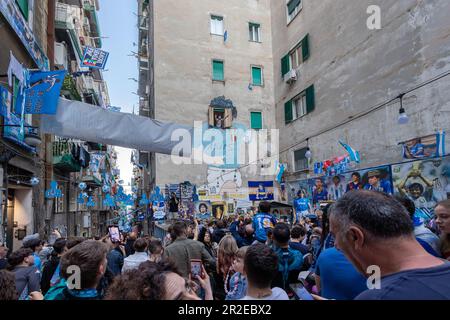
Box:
[53,141,81,172]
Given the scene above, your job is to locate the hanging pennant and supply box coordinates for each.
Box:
[79,182,87,190]
[77,193,85,205]
[103,193,116,207]
[86,196,96,207]
[139,193,150,206]
[45,181,62,199]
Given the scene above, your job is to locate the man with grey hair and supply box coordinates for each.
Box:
[329,190,450,299]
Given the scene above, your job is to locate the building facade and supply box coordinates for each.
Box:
[271,0,450,183]
[137,0,450,212]
[137,0,277,212]
[1,0,119,249]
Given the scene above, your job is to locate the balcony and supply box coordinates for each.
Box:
[61,75,82,101]
[55,2,83,60]
[53,141,81,172]
[83,1,102,47]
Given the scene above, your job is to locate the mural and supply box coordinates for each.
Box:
[392,156,450,221]
[287,165,393,206]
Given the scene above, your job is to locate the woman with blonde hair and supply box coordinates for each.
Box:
[214,234,238,300]
[435,200,450,260]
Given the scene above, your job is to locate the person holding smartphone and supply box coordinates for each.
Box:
[106,227,125,277]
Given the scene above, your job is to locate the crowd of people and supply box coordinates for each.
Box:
[0,191,449,301]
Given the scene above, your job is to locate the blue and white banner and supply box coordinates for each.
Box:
[82,46,110,69]
[16,70,66,114]
[436,130,446,157]
[0,85,11,118]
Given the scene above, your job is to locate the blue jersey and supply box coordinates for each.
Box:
[410,143,425,157]
[293,198,310,212]
[363,180,393,194]
[312,189,328,204]
[252,213,277,242]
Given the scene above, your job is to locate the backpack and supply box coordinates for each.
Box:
[275,247,303,289]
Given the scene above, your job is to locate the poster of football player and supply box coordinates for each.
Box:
[392,156,450,221]
[195,201,212,220]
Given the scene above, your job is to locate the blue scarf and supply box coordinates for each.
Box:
[67,288,98,299]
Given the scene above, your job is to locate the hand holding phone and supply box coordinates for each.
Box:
[108,226,120,243]
[190,259,203,279]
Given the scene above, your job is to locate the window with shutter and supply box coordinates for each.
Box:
[252,66,263,86]
[250,112,262,130]
[284,100,293,124]
[302,34,310,61]
[281,54,290,77]
[306,85,315,114]
[212,60,224,81]
[16,0,29,20]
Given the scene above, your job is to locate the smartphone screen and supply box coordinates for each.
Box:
[190,260,202,278]
[108,226,120,243]
[290,283,314,300]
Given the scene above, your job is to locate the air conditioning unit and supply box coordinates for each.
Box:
[284,69,297,84]
[54,42,68,70]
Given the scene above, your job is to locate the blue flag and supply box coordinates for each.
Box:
[436,131,446,157]
[339,140,360,163]
[16,70,66,114]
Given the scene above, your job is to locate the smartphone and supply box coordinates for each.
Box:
[108,226,120,243]
[290,282,314,300]
[190,259,203,279]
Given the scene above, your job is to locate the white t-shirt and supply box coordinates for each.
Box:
[240,287,289,300]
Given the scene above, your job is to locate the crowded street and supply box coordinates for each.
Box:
[0,0,450,308]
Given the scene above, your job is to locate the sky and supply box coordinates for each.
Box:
[98,0,139,188]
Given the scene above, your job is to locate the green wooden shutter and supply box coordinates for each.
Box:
[250,112,262,129]
[302,34,310,61]
[281,54,290,77]
[16,0,29,20]
[306,85,315,114]
[287,0,301,15]
[252,67,262,86]
[284,100,293,124]
[212,60,224,81]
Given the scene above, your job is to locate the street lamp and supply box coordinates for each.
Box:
[305,138,312,159]
[398,93,409,125]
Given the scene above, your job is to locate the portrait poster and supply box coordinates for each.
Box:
[248,181,274,201]
[400,132,445,159]
[195,201,212,220]
[392,156,450,221]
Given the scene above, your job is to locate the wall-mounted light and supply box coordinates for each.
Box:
[398,93,409,125]
[305,138,312,159]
